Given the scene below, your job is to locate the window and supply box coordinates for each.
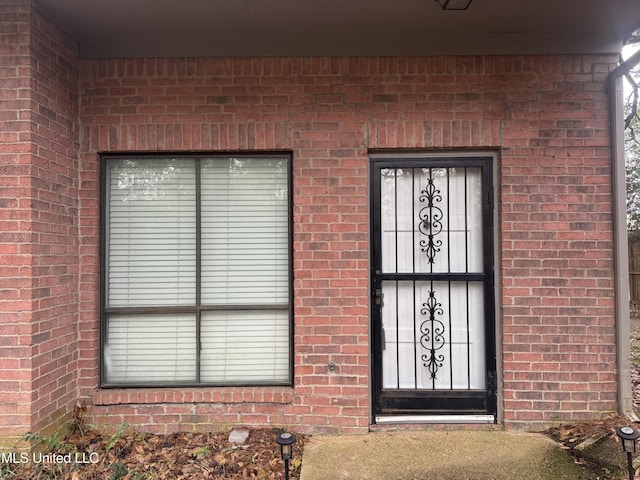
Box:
[101,154,292,386]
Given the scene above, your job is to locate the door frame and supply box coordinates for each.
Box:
[369,152,498,423]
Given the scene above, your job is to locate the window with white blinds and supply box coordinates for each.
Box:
[102,155,291,386]
[200,158,289,306]
[106,159,197,307]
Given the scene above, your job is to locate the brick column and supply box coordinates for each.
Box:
[0,3,80,446]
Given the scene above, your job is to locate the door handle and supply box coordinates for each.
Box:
[374,288,384,306]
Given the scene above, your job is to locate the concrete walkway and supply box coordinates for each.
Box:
[300,430,596,480]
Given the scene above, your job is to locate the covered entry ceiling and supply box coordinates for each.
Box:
[32,0,640,58]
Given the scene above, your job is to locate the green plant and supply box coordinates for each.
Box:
[22,431,77,455]
[21,432,80,478]
[0,461,18,480]
[109,461,128,480]
[192,445,211,459]
[105,423,129,455]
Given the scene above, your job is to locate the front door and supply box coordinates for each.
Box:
[371,155,496,420]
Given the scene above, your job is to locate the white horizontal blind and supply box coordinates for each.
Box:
[106,159,196,307]
[105,314,197,383]
[200,157,289,382]
[103,156,290,385]
[201,310,290,383]
[200,157,289,305]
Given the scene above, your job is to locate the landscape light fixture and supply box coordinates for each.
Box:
[616,426,640,480]
[276,432,297,480]
[435,0,473,10]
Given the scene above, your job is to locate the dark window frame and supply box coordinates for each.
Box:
[99,151,294,388]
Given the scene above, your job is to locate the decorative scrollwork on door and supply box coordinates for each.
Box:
[418,177,443,264]
[420,290,445,379]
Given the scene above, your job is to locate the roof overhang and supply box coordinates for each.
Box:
[25,0,640,58]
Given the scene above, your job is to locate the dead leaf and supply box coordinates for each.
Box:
[8,427,304,480]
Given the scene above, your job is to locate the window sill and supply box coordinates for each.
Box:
[92,386,294,406]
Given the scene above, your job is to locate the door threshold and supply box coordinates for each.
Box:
[375,414,495,424]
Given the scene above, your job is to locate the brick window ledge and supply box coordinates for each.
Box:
[92,387,294,406]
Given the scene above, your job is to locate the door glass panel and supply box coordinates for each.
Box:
[380,167,483,274]
[379,166,486,392]
[381,281,485,390]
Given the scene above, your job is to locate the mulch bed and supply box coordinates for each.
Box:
[544,414,637,448]
[3,427,304,480]
[543,414,640,479]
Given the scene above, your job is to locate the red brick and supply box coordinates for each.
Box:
[0,4,620,436]
[0,4,80,442]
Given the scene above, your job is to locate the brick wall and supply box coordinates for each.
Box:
[0,4,79,445]
[77,55,618,433]
[0,3,620,437]
[0,4,34,446]
[500,57,617,426]
[27,5,80,436]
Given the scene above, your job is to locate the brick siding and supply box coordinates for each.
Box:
[78,55,618,433]
[0,4,79,445]
[0,2,620,439]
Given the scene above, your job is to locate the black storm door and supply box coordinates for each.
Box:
[371,156,496,419]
